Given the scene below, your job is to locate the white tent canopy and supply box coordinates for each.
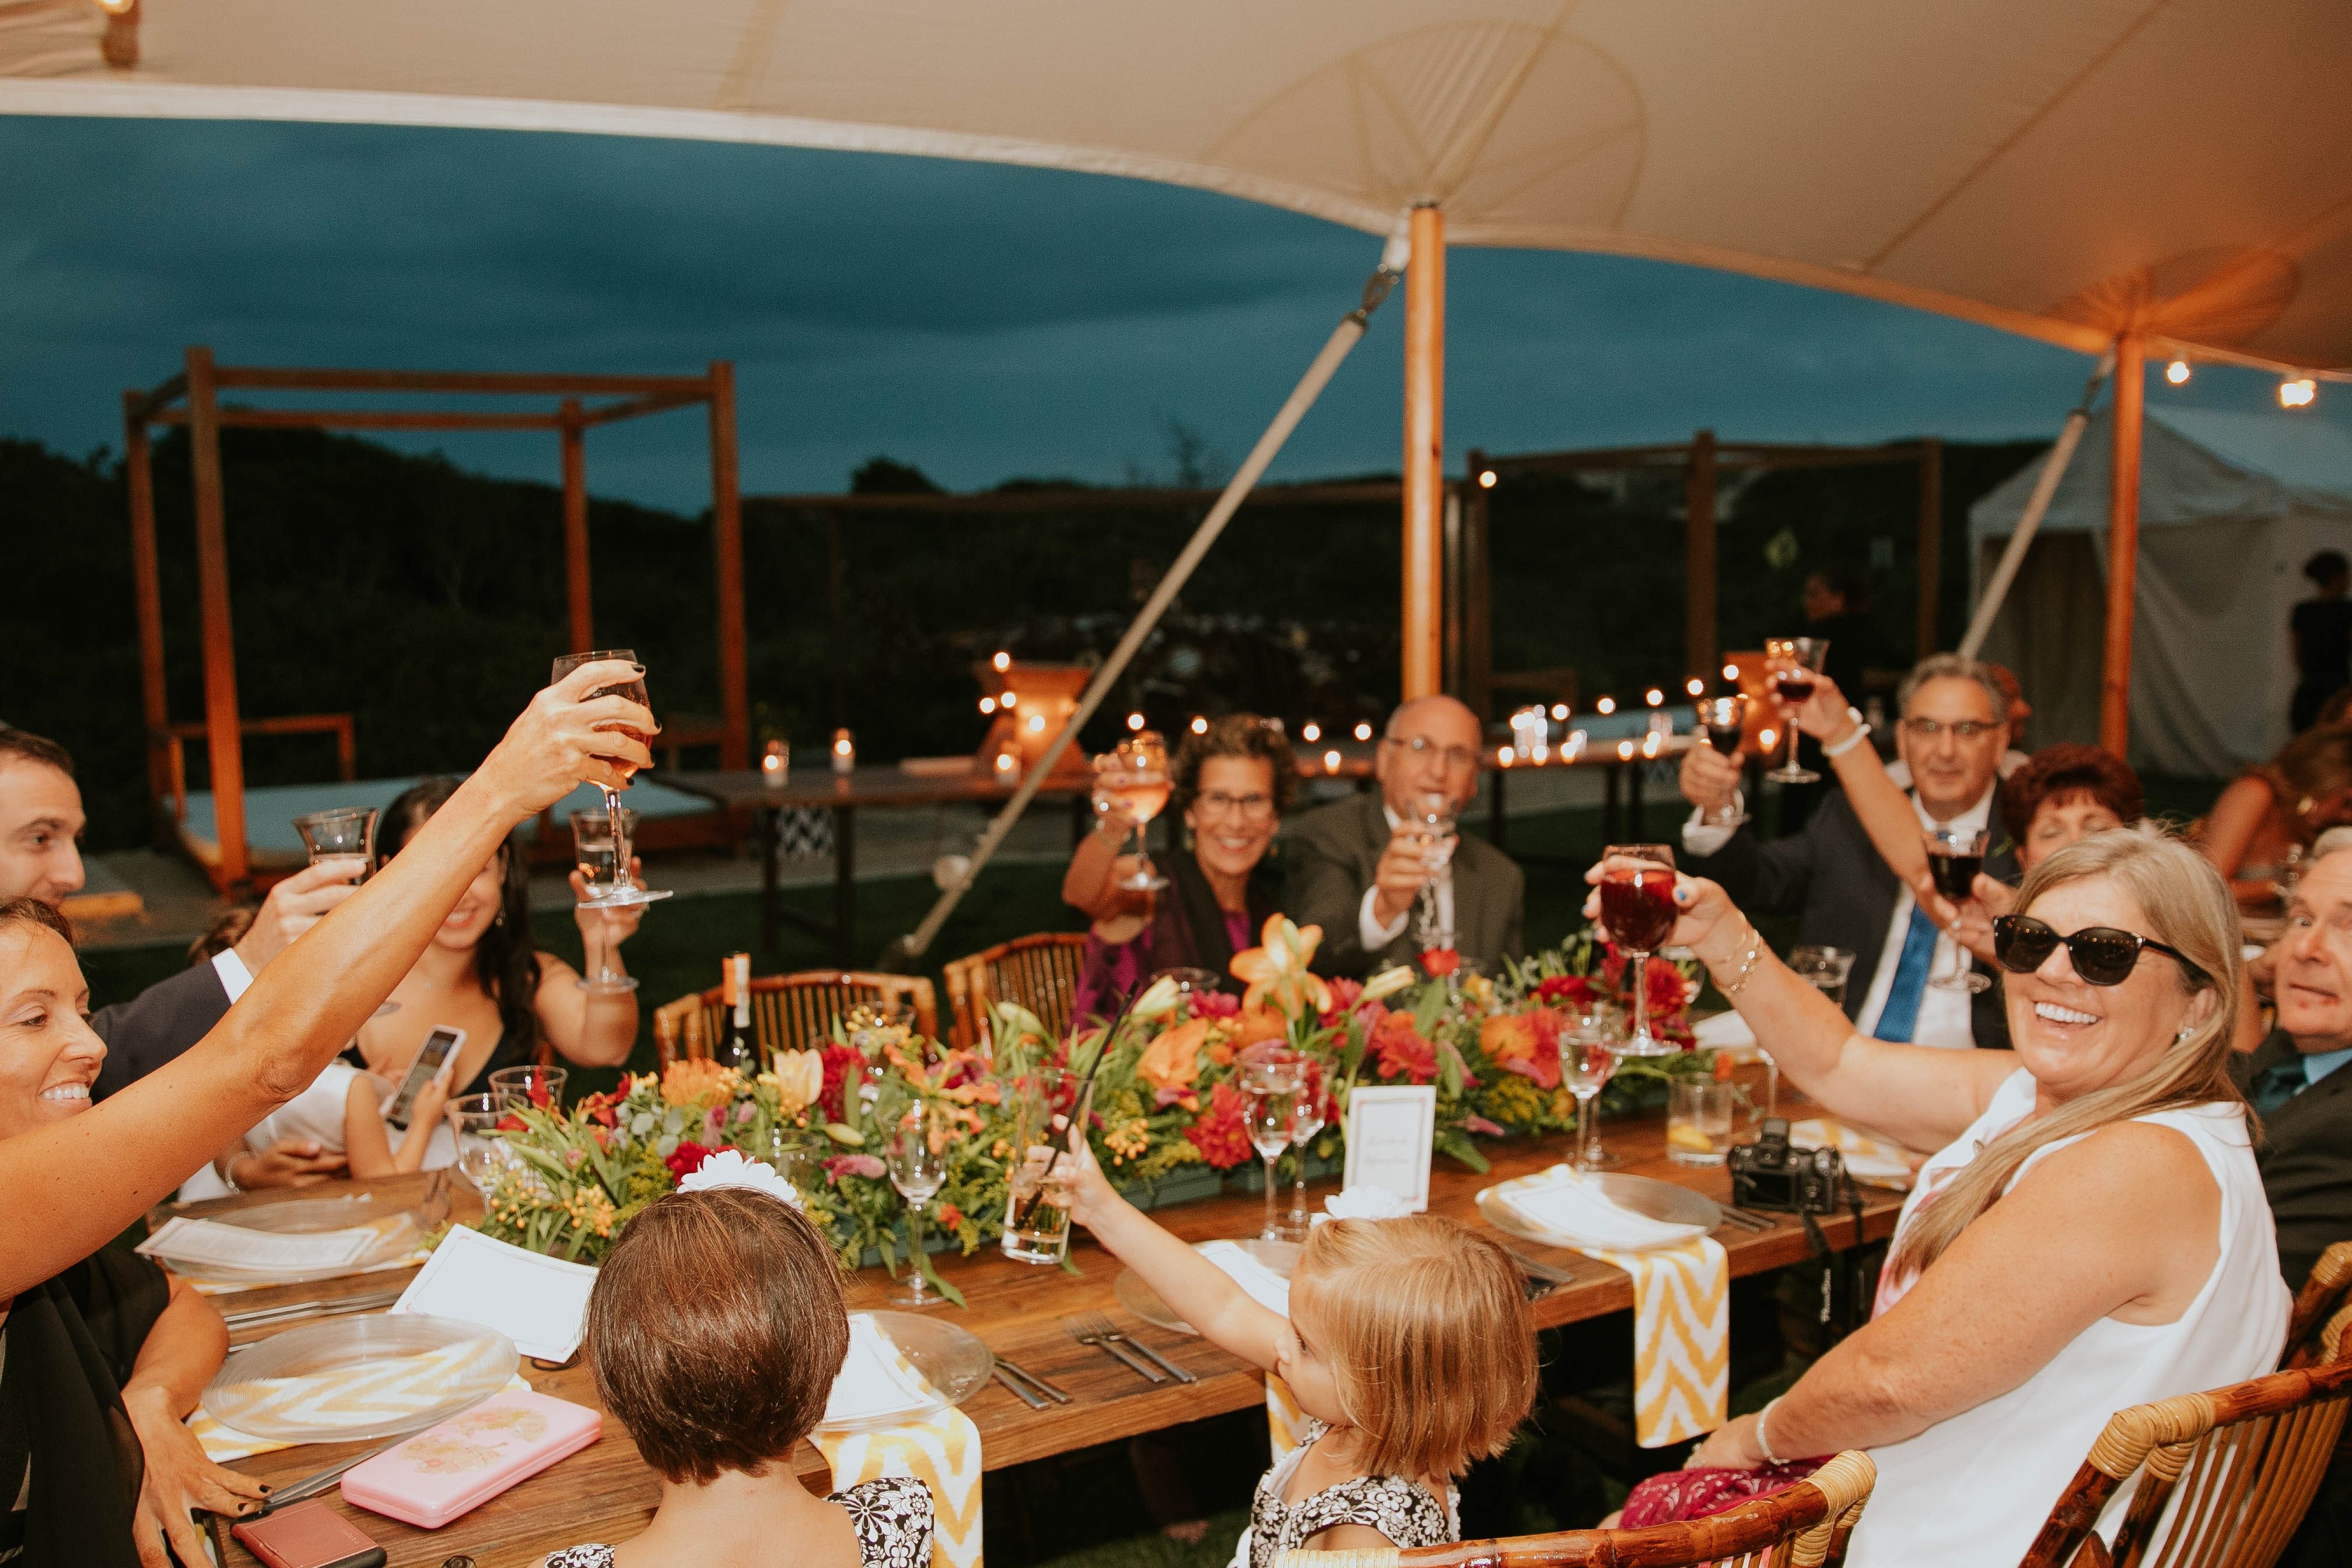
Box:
[1972,408,2352,775]
[5,0,2351,373]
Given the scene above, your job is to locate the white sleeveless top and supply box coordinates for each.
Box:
[1846,1070,2288,1568]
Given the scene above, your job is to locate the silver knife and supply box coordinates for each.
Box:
[251,1433,408,1514]
[991,1366,1047,1409]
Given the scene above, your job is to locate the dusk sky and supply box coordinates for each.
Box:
[4,113,2343,513]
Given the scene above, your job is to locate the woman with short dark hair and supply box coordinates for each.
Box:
[543,1186,934,1568]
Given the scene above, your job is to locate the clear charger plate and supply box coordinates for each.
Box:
[1475,1173,1721,1250]
[816,1311,993,1432]
[201,1313,517,1443]
[167,1194,432,1285]
[1115,1238,1302,1335]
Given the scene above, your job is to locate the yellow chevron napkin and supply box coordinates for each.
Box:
[1266,1371,1307,1465]
[190,1374,533,1462]
[812,1318,982,1568]
[1577,1237,1727,1447]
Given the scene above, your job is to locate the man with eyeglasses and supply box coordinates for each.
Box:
[1678,653,2015,1049]
[1287,695,1524,977]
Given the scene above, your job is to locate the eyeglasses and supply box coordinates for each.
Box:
[1381,735,1480,771]
[1991,914,2210,988]
[1195,790,1275,821]
[1901,718,2001,741]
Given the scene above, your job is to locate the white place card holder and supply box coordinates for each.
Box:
[391,1224,599,1363]
[1340,1085,1437,1212]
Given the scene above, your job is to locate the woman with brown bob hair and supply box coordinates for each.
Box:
[544,1186,933,1568]
[1065,714,1298,1022]
[1588,827,2287,1564]
[2200,724,2352,904]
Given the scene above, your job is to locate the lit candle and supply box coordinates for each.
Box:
[1301,722,1321,743]
[831,729,855,774]
[1126,712,1145,732]
[1324,749,1342,774]
[1596,696,1616,715]
[1496,746,1514,767]
[1759,727,1778,750]
[1685,677,1704,696]
[1190,716,1208,734]
[979,696,996,714]
[1353,722,1373,742]
[1616,739,1635,761]
[761,738,790,788]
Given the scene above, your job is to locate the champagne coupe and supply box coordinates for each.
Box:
[1240,1054,1303,1242]
[569,807,642,995]
[1693,695,1751,827]
[1925,827,1993,993]
[1107,732,1172,892]
[1783,946,1857,1117]
[1413,790,1460,952]
[1598,843,1679,1057]
[886,1116,949,1308]
[1282,1053,1327,1240]
[1763,636,1829,784]
[549,649,670,909]
[1562,1014,1623,1171]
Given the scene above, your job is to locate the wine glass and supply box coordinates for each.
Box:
[1763,636,1829,784]
[885,1116,948,1308]
[446,1094,512,1194]
[569,807,643,995]
[1561,1015,1622,1171]
[1925,827,1993,993]
[1108,732,1172,892]
[489,1065,567,1114]
[1598,843,1679,1057]
[550,649,671,909]
[1413,790,1459,953]
[1282,1054,1328,1240]
[1783,946,1857,1116]
[1693,695,1750,827]
[293,806,376,879]
[1240,1054,1303,1242]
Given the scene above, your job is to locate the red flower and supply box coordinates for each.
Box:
[664,1140,715,1179]
[1317,977,1363,1026]
[824,1153,887,1183]
[1184,1082,1254,1169]
[818,1042,862,1121]
[578,1090,622,1128]
[938,1203,964,1230]
[1646,959,1690,1017]
[1190,990,1241,1020]
[1535,974,1596,1008]
[1420,947,1461,978]
[1371,1010,1437,1083]
[495,1112,526,1133]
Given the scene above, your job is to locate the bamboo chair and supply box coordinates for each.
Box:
[942,932,1089,1048]
[1273,1449,1874,1568]
[652,970,939,1069]
[2284,1242,2352,1368]
[2015,1311,2352,1568]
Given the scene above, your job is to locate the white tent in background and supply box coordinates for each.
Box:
[1972,410,2352,776]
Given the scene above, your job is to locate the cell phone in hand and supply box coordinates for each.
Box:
[385,1027,463,1129]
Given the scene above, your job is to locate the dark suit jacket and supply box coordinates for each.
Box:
[1286,792,1525,977]
[2232,1031,2352,1292]
[90,960,232,1101]
[1683,790,2014,1048]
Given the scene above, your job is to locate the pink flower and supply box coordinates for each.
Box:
[1464,1115,1506,1138]
[735,1101,757,1124]
[824,1153,887,1184]
[1191,990,1241,1020]
[1317,977,1364,1026]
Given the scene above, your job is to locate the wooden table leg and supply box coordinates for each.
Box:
[834,804,856,965]
[760,805,779,950]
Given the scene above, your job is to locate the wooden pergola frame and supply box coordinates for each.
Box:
[124,346,748,891]
[1452,432,1944,718]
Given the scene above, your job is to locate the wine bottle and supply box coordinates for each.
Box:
[716,951,757,1073]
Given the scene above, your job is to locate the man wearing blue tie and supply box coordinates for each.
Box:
[1678,654,2014,1050]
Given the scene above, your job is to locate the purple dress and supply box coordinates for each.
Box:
[1070,854,1275,1028]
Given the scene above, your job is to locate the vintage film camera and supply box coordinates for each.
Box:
[1728,1116,1846,1214]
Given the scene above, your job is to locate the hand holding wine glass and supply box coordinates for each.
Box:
[1762,636,1829,784]
[1595,844,1679,1056]
[1692,695,1750,827]
[551,650,671,910]
[1924,826,1993,993]
[471,654,656,818]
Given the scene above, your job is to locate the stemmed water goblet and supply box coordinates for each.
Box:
[569,807,643,995]
[1412,790,1459,953]
[1693,695,1750,827]
[1762,637,1829,784]
[549,649,670,909]
[1562,1011,1623,1171]
[886,1116,949,1308]
[1095,732,1171,892]
[1925,827,1993,993]
[1282,1053,1328,1240]
[1597,843,1679,1057]
[1239,1051,1303,1242]
[1783,946,1857,1116]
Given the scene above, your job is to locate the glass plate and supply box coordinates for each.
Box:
[816,1311,993,1432]
[1115,1238,1301,1336]
[1475,1173,1721,1250]
[202,1314,517,1443]
[168,1195,432,1285]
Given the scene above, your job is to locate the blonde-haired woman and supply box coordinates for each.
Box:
[1588,827,2287,1567]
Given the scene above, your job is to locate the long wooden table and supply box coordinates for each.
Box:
[184,1093,1901,1567]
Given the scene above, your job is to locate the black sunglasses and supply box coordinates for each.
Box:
[1992,914,2210,988]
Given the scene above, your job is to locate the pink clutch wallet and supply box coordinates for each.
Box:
[339,1390,603,1528]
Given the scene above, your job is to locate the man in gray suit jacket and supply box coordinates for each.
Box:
[1287,695,1524,977]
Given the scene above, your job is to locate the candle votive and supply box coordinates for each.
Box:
[761,739,790,788]
[831,729,855,774]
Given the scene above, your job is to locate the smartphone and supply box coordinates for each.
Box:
[230,1499,386,1568]
[385,1027,463,1128]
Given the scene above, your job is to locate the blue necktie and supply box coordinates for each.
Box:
[1874,905,1941,1044]
[2251,1060,2307,1116]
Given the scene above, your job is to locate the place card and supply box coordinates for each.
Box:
[138,1216,379,1275]
[391,1225,598,1363]
[1340,1085,1437,1212]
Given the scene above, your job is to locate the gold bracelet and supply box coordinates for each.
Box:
[1721,927,1768,999]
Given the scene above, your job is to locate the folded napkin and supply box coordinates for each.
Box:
[190,1374,531,1463]
[139,1216,382,1275]
[1788,1118,1915,1186]
[1689,1010,1759,1056]
[813,1318,982,1568]
[1195,1240,1292,1317]
[824,1314,943,1427]
[1493,1166,1707,1251]
[1266,1370,1307,1465]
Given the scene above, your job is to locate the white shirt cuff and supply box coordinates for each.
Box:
[212,947,255,1004]
[1359,885,1412,951]
[1682,803,1737,858]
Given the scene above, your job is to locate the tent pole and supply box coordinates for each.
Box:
[559,398,592,652]
[186,345,249,891]
[1685,429,1718,682]
[1402,202,1446,701]
[1956,352,2115,662]
[2100,334,2144,757]
[1462,466,1492,722]
[708,360,750,770]
[887,247,1405,964]
[1916,438,1943,657]
[125,393,169,807]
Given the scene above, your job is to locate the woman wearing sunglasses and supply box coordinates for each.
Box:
[1586,827,2287,1567]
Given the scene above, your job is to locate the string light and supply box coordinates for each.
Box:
[1478,470,1498,488]
[1324,750,1342,773]
[1354,722,1373,741]
[1301,722,1321,743]
[2165,359,2191,386]
[1190,716,1208,734]
[1028,713,1046,732]
[1646,688,1664,707]
[1000,691,1017,709]
[1496,746,1514,767]
[1759,727,1778,750]
[1723,663,1740,682]
[1126,711,1144,731]
[978,696,996,714]
[2282,377,2318,409]
[1616,740,1635,760]
[1549,703,1569,720]
[1596,696,1616,715]
[1685,677,1705,696]
[991,650,1011,671]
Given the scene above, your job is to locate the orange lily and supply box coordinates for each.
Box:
[1229,914,1333,1021]
[1137,1017,1210,1096]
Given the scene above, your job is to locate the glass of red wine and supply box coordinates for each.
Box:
[1695,694,1750,826]
[551,649,670,910]
[1925,825,1992,993]
[1763,636,1829,784]
[1598,843,1679,1057]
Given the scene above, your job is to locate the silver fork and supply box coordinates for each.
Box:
[1070,1310,1195,1384]
[1060,1314,1166,1384]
